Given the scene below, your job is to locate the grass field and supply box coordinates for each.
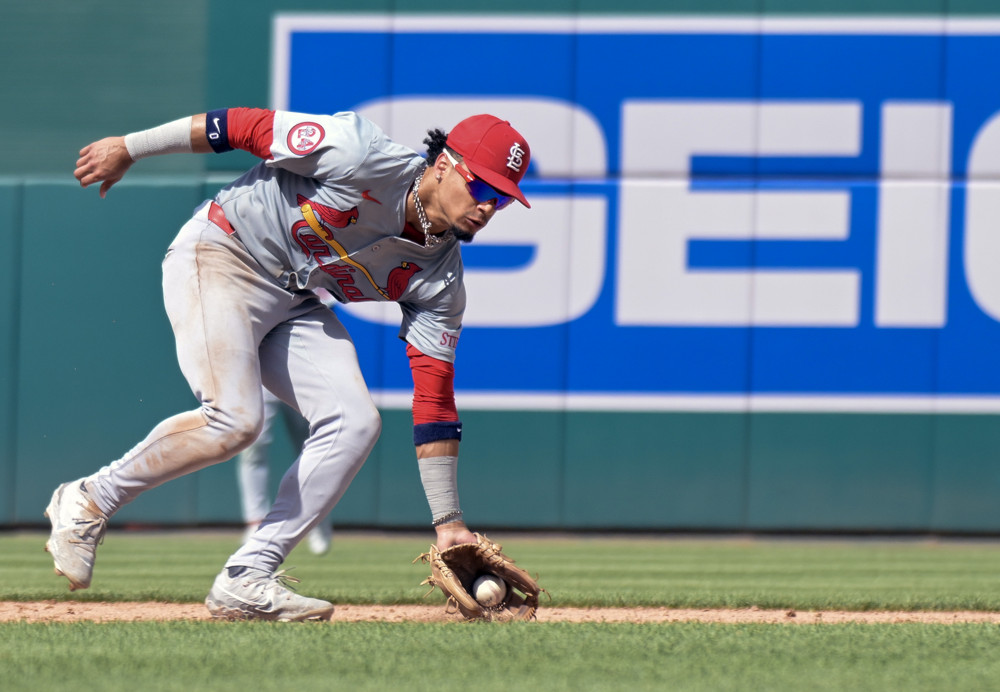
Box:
[3,530,1000,691]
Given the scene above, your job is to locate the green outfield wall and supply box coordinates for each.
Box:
[3,1,1000,532]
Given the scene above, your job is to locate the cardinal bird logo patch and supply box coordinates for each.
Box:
[297,194,358,233]
[385,261,422,300]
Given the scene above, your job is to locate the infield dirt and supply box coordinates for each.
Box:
[4,601,1000,624]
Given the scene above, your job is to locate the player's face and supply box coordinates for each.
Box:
[435,153,506,242]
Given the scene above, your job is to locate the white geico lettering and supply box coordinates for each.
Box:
[618,100,862,326]
[875,102,951,327]
[344,97,967,331]
[617,100,957,329]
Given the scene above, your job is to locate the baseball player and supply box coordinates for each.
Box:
[238,387,333,556]
[47,107,531,621]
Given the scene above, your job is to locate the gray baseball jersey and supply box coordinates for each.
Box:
[215,111,465,362]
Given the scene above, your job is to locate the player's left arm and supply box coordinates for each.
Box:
[419,438,477,550]
[408,344,477,550]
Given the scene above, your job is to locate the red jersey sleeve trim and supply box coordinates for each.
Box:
[407,343,459,424]
[227,107,275,160]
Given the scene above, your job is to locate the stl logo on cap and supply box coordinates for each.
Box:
[507,143,526,173]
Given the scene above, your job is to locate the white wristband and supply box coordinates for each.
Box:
[123,116,193,161]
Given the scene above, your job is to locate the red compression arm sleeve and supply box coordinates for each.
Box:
[227,108,275,159]
[407,343,458,424]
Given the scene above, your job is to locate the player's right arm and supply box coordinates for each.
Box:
[73,114,207,199]
[73,110,272,198]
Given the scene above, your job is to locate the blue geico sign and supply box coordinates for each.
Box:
[271,16,1000,411]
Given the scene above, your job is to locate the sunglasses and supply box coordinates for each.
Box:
[445,150,515,210]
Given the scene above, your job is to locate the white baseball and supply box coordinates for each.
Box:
[472,574,507,607]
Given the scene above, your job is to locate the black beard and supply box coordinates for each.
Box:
[452,227,475,243]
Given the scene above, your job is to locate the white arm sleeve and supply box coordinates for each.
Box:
[123,116,194,161]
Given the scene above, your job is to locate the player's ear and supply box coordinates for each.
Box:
[434,152,451,177]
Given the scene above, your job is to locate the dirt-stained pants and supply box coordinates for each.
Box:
[87,203,381,572]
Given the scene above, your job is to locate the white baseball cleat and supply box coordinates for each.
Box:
[205,567,335,622]
[307,522,333,556]
[44,480,109,591]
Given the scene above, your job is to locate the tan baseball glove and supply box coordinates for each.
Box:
[415,532,543,621]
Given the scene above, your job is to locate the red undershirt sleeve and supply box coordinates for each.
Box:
[407,343,459,424]
[227,107,275,160]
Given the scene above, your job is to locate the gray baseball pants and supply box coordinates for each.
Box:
[87,203,381,572]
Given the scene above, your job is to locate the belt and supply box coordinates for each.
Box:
[208,202,236,235]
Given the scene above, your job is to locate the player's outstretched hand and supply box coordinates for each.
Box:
[434,519,477,551]
[75,136,133,199]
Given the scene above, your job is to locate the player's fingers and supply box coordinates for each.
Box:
[74,149,101,184]
[75,165,105,187]
[74,164,93,186]
[74,169,109,193]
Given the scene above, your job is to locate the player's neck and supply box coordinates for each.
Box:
[406,176,447,242]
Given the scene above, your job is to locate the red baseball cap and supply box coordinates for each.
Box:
[446,114,531,208]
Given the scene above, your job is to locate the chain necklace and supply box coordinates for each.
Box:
[412,167,448,247]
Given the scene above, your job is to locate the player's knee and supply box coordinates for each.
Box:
[330,402,381,459]
[203,406,263,457]
[228,418,264,452]
[356,405,382,448]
